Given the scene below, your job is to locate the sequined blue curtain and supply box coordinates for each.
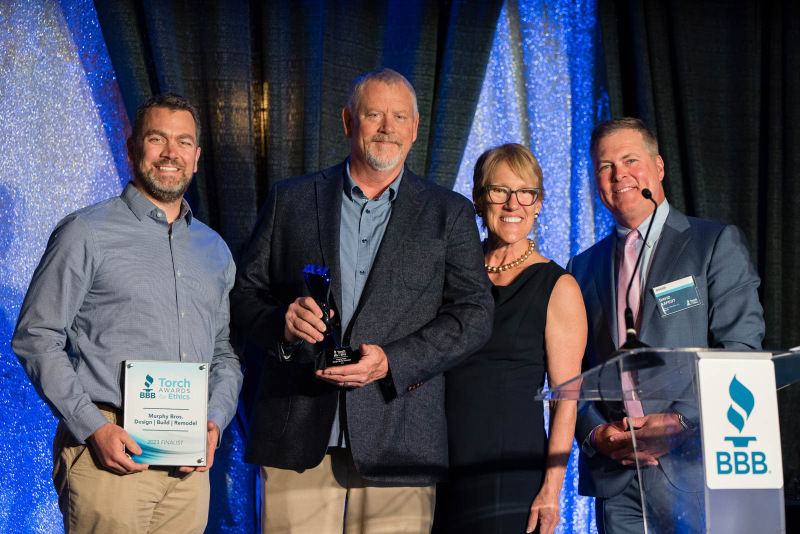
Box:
[452,1,607,531]
[0,1,126,532]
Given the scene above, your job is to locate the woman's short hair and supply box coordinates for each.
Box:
[472,143,544,213]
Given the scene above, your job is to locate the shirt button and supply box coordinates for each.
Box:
[359,270,365,275]
[361,239,367,244]
[180,311,185,317]
[365,209,371,214]
[156,212,162,218]
[181,352,187,359]
[177,272,181,277]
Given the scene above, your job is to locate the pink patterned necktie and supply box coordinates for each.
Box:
[617,229,644,417]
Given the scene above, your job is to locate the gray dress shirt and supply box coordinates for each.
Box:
[12,183,243,443]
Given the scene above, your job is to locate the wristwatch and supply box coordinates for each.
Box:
[279,339,303,360]
[673,410,696,431]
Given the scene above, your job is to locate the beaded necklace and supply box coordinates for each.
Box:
[485,239,535,273]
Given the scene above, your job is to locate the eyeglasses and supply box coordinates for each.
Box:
[482,185,543,206]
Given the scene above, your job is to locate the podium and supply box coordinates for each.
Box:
[537,348,799,533]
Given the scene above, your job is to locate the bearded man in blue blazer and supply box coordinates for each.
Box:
[567,118,765,534]
[231,68,493,533]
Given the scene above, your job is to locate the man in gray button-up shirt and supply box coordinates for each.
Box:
[12,94,242,534]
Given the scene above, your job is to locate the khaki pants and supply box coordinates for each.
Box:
[262,448,435,534]
[52,407,209,534]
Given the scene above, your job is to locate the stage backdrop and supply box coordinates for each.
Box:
[0,0,605,531]
[0,1,126,532]
[451,1,612,530]
[4,0,797,532]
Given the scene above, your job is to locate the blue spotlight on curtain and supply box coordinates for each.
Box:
[0,0,126,531]
[452,1,612,532]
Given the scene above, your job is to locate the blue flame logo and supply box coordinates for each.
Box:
[724,375,756,447]
[726,375,754,432]
[143,374,154,393]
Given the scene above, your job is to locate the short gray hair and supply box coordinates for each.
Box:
[347,68,418,116]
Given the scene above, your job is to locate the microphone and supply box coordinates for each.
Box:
[622,188,659,348]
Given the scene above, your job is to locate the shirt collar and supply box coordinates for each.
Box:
[121,182,193,225]
[344,157,403,201]
[615,198,670,248]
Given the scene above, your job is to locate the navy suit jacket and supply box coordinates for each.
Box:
[231,161,493,485]
[567,206,764,498]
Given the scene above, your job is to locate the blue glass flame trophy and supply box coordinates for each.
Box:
[303,264,361,368]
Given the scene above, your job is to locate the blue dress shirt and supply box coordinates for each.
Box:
[326,161,402,447]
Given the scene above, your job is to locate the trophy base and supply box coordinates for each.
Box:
[325,346,361,367]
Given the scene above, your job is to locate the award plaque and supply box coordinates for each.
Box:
[303,264,361,368]
[123,361,208,466]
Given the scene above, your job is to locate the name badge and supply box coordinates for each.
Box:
[652,275,702,317]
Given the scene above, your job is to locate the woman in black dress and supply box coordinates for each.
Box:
[435,144,586,534]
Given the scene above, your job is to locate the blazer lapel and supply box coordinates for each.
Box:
[354,170,421,311]
[315,164,345,311]
[641,208,691,337]
[593,232,618,351]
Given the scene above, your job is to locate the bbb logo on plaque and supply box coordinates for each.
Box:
[140,374,156,399]
[139,373,193,400]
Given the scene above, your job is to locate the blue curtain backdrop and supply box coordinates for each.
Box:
[0,1,126,532]
[0,0,606,531]
[451,2,609,532]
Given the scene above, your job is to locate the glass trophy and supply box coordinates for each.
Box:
[302,264,361,368]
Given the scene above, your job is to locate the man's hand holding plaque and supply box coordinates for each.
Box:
[301,265,361,369]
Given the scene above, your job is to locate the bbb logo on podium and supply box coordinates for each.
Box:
[698,355,783,490]
[716,376,766,475]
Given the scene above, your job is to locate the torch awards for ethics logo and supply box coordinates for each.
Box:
[123,361,209,466]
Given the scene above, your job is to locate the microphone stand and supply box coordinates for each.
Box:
[619,188,659,534]
[622,188,659,348]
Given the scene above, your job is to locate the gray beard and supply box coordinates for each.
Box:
[365,146,403,171]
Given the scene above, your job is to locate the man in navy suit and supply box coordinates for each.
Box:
[567,118,764,534]
[231,68,493,533]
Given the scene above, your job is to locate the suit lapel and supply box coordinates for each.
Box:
[640,208,691,338]
[315,164,345,310]
[593,232,618,351]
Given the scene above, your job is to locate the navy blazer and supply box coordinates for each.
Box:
[567,206,764,498]
[231,161,493,485]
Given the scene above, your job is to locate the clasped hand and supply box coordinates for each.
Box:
[284,297,389,388]
[593,413,688,466]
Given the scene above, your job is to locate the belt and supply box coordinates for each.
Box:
[94,402,122,414]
